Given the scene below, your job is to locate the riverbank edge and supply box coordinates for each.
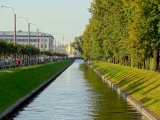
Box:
[88,64,160,120]
[0,60,74,120]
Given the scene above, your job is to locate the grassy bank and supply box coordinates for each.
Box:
[91,61,160,116]
[0,60,73,114]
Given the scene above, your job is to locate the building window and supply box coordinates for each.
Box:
[45,39,47,42]
[34,39,36,42]
[41,44,43,48]
[41,39,43,42]
[45,44,47,48]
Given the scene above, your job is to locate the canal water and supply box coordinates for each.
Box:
[13,59,147,120]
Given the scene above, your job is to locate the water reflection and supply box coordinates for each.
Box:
[79,63,146,120]
[13,59,147,120]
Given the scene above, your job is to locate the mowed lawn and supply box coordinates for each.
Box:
[91,61,160,116]
[0,60,73,114]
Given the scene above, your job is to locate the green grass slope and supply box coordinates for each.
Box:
[0,60,72,114]
[91,61,160,116]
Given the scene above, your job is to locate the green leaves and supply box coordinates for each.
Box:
[71,36,83,54]
[0,40,7,55]
[81,0,160,68]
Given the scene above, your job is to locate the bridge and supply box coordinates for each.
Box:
[69,57,84,61]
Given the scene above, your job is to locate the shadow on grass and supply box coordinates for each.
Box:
[144,84,160,94]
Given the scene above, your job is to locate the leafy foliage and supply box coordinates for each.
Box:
[0,39,67,61]
[80,0,160,71]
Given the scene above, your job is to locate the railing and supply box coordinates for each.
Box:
[0,58,66,71]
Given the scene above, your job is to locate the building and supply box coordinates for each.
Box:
[66,42,79,57]
[0,31,55,51]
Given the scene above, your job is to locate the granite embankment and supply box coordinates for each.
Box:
[90,61,160,120]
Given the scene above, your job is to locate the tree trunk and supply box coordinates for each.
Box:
[128,58,131,66]
[143,60,146,69]
[113,57,115,64]
[153,48,159,72]
[147,58,150,70]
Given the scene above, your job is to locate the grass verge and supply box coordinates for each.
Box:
[91,61,160,116]
[0,60,72,114]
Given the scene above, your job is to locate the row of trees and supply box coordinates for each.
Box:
[0,39,67,64]
[72,0,160,71]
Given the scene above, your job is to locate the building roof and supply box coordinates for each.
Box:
[0,31,54,39]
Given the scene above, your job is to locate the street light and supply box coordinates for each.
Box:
[46,32,50,51]
[58,41,59,52]
[55,40,56,52]
[30,23,39,63]
[18,17,30,45]
[39,29,46,62]
[39,29,45,51]
[1,6,16,45]
[30,23,39,49]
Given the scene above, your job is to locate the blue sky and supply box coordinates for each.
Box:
[0,0,92,44]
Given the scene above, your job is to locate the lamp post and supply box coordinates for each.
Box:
[46,33,50,51]
[39,29,46,62]
[30,23,39,49]
[18,17,30,45]
[30,23,39,63]
[63,34,64,53]
[49,34,50,51]
[58,42,59,52]
[1,6,16,45]
[39,29,45,51]
[55,40,56,52]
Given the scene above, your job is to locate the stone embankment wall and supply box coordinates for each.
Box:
[89,65,160,120]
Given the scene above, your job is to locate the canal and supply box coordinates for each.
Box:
[13,59,147,120]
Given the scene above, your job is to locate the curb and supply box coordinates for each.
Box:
[89,65,160,120]
[0,62,73,120]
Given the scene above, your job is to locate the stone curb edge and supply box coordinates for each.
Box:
[0,61,73,120]
[89,65,160,120]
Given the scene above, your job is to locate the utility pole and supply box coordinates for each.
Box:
[30,24,39,66]
[55,40,56,52]
[39,29,45,51]
[43,33,45,51]
[14,14,16,45]
[18,17,30,44]
[30,23,38,48]
[37,29,39,49]
[1,6,16,45]
[28,23,30,44]
[48,35,51,51]
[63,34,64,53]
[58,42,59,52]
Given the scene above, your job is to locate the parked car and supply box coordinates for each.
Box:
[0,61,7,66]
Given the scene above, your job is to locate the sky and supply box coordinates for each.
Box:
[0,0,92,44]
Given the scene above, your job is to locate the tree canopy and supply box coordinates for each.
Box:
[79,0,160,71]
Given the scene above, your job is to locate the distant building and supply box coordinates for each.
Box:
[0,31,55,51]
[66,42,79,57]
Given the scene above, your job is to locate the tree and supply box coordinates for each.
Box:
[71,36,83,56]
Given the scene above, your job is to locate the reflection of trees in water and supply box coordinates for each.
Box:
[79,63,144,120]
